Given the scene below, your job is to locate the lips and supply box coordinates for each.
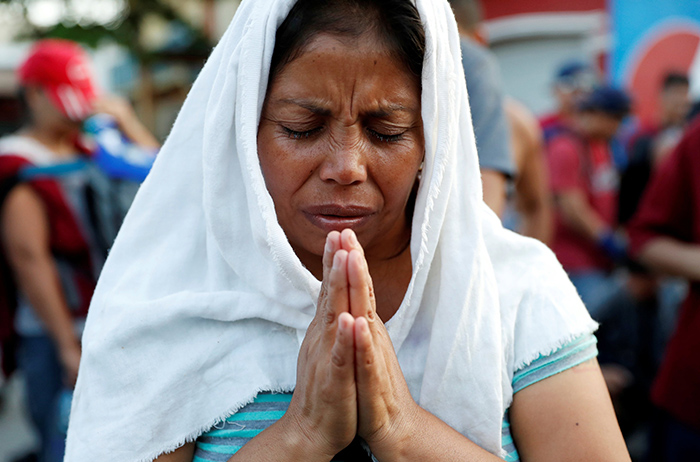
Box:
[303,204,376,233]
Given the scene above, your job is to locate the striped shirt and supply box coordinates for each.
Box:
[194,334,598,461]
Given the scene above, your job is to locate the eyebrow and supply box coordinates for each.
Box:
[278,99,332,116]
[277,98,416,118]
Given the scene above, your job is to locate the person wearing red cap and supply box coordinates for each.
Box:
[18,39,98,122]
[0,39,158,462]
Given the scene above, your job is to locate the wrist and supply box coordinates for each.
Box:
[365,401,422,461]
[275,411,340,461]
[596,228,627,260]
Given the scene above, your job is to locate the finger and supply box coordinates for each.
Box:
[322,249,350,327]
[340,228,364,256]
[354,316,379,390]
[329,312,356,383]
[348,249,376,320]
[322,231,341,282]
[316,232,341,312]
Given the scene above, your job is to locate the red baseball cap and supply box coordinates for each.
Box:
[17,39,100,122]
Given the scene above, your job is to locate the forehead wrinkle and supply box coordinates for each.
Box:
[276,98,333,117]
[275,96,416,123]
[366,103,417,118]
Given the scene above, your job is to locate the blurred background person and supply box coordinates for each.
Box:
[540,61,599,145]
[547,85,631,319]
[627,116,700,461]
[0,39,158,462]
[620,72,690,226]
[652,73,692,162]
[613,74,692,423]
[503,97,553,245]
[448,0,514,217]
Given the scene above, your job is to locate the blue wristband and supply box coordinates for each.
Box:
[597,229,627,261]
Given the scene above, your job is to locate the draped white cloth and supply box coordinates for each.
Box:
[65,0,597,460]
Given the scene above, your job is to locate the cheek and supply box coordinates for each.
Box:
[376,149,423,205]
[258,129,314,206]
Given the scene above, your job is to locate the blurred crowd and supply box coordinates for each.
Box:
[452,1,700,460]
[1,0,699,461]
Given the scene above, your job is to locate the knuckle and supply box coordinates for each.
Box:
[323,309,336,326]
[330,348,347,368]
[329,275,342,291]
[367,284,376,302]
[366,285,377,321]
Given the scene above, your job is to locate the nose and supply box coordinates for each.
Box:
[318,134,367,185]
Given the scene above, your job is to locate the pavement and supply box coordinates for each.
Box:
[0,375,38,462]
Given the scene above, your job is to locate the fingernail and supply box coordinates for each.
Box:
[325,235,332,254]
[350,231,359,246]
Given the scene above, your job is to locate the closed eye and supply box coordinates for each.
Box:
[367,128,405,143]
[282,126,323,139]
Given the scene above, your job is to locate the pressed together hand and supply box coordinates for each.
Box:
[284,229,418,459]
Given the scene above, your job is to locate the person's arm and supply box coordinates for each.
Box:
[153,443,195,462]
[556,189,608,242]
[510,358,631,461]
[363,404,504,461]
[517,142,553,245]
[628,122,700,281]
[366,362,630,462]
[547,137,610,243]
[93,96,160,150]
[637,238,700,281]
[482,168,507,217]
[0,185,81,385]
[507,100,553,245]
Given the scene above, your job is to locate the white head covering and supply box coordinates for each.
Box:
[65,0,596,460]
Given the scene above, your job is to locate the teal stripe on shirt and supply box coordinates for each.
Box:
[512,335,598,394]
[250,393,292,403]
[225,410,286,421]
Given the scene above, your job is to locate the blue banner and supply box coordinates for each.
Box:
[611,0,700,82]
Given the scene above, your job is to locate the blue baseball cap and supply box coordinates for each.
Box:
[554,60,598,91]
[578,85,632,118]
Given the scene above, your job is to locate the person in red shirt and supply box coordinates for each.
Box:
[547,86,631,319]
[628,117,700,460]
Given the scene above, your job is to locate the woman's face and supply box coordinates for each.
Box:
[258,33,424,269]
